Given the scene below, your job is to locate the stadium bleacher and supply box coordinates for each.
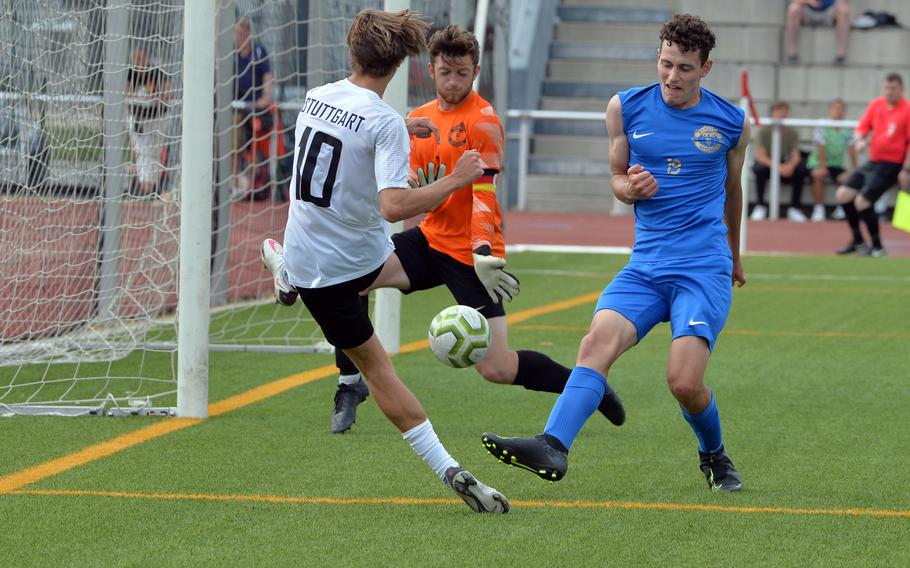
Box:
[522,0,910,212]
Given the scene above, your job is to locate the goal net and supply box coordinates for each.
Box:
[0,0,504,416]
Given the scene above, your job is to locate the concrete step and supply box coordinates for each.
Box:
[533,135,610,157]
[711,26,782,63]
[541,96,610,112]
[547,59,657,84]
[524,175,615,213]
[554,22,663,43]
[529,155,613,177]
[550,42,656,61]
[678,0,786,25]
[533,120,606,137]
[792,28,910,68]
[561,0,673,6]
[557,5,672,24]
[541,81,633,99]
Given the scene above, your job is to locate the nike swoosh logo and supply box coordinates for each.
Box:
[632,131,654,139]
[688,319,708,326]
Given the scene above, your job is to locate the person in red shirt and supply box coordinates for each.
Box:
[835,73,910,256]
[263,25,625,434]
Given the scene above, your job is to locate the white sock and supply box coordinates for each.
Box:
[402,419,459,482]
[338,373,362,386]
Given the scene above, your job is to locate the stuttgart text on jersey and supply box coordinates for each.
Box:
[301,97,366,132]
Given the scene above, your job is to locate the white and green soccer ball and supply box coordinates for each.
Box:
[427,305,491,368]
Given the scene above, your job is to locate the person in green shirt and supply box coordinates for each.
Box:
[751,100,808,221]
[807,99,857,221]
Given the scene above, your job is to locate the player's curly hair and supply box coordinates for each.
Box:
[428,25,480,67]
[347,9,430,78]
[659,14,715,64]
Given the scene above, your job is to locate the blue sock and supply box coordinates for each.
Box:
[680,392,723,454]
[543,366,607,451]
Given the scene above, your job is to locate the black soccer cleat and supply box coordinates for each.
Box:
[444,467,510,514]
[482,433,568,481]
[330,377,369,434]
[835,241,870,255]
[597,385,626,426]
[699,446,743,492]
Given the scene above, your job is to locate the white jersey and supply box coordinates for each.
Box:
[283,79,410,288]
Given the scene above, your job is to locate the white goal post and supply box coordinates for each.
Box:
[0,0,503,418]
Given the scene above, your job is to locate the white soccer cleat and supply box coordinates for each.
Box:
[444,467,510,514]
[260,238,298,306]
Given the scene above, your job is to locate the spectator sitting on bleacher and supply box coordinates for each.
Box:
[785,0,851,66]
[807,98,857,221]
[751,101,809,222]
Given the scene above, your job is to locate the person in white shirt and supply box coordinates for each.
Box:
[277,8,509,514]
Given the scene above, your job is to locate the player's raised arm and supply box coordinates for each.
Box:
[380,149,484,222]
[607,94,657,204]
[725,114,750,287]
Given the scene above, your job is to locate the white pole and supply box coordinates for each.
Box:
[517,115,530,210]
[472,0,490,92]
[177,0,216,418]
[375,0,410,354]
[770,123,781,220]
[739,98,751,254]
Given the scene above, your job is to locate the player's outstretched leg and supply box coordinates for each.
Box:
[698,447,743,492]
[512,350,626,426]
[481,433,568,481]
[444,466,510,513]
[260,238,298,306]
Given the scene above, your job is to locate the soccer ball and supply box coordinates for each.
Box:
[427,305,491,368]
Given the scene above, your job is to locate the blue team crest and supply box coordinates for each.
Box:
[692,125,724,153]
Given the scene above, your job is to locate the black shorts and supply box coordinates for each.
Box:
[823,165,845,184]
[392,226,506,320]
[845,161,902,203]
[296,266,382,350]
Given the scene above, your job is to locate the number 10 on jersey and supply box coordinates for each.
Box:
[295,126,343,207]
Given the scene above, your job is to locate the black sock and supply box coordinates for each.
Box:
[335,296,367,377]
[842,202,864,244]
[335,349,359,377]
[513,350,571,394]
[859,207,882,248]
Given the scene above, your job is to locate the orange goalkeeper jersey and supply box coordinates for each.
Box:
[408,91,505,266]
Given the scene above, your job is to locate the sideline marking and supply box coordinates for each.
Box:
[10,488,910,519]
[0,292,601,494]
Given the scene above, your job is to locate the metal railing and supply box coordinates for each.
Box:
[505,108,860,219]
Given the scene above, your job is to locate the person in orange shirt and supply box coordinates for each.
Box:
[262,25,625,434]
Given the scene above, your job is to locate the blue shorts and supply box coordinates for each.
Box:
[595,256,733,351]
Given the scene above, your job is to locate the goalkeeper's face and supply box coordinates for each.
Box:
[429,55,479,107]
[657,41,712,110]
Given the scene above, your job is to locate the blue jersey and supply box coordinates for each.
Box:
[619,83,744,262]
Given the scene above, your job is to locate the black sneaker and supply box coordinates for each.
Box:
[444,467,510,514]
[836,241,869,255]
[699,446,743,492]
[481,433,568,481]
[598,386,626,426]
[330,377,369,433]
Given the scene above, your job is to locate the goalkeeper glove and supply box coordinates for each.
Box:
[473,249,520,304]
[408,162,446,188]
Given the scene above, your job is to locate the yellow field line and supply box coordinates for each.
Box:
[0,292,602,494]
[11,488,910,519]
[0,364,340,493]
[513,324,909,339]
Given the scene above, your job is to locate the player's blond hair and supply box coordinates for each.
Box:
[428,25,480,67]
[347,9,429,78]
